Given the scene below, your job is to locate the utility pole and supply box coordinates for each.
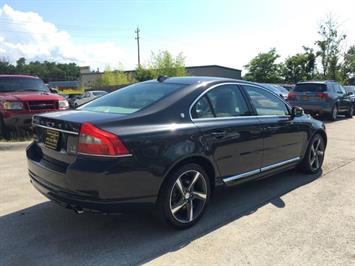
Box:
[135,27,141,67]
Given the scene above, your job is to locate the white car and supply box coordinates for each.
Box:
[74,90,108,107]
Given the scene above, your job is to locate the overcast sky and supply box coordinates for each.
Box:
[0,0,354,71]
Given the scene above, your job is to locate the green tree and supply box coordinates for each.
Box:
[94,66,132,88]
[282,47,316,83]
[0,59,16,74]
[135,50,186,81]
[341,46,355,84]
[315,16,346,80]
[243,48,282,82]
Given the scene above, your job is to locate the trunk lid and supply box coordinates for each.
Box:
[32,110,126,165]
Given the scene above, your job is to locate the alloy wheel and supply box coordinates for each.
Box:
[308,136,325,172]
[332,106,338,120]
[169,170,208,223]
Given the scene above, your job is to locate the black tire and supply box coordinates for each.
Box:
[156,163,211,229]
[345,104,354,118]
[329,105,338,121]
[0,116,10,140]
[299,134,326,174]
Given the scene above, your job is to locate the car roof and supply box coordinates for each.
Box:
[297,80,334,85]
[0,74,40,79]
[144,76,259,86]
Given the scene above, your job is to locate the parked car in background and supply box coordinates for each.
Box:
[27,77,327,229]
[280,84,295,91]
[0,75,69,139]
[65,94,82,108]
[260,83,289,100]
[344,85,355,106]
[288,81,353,121]
[73,90,108,107]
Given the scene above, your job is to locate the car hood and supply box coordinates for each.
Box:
[0,91,64,101]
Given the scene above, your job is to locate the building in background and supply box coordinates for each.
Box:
[80,65,242,88]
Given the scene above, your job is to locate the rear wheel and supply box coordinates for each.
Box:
[329,105,338,121]
[300,134,325,174]
[157,164,210,229]
[345,104,354,118]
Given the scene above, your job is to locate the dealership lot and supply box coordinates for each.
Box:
[0,118,355,265]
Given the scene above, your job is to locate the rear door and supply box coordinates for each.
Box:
[241,84,307,169]
[191,83,263,182]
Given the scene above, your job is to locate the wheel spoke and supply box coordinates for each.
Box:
[315,156,319,169]
[317,150,324,157]
[188,172,200,191]
[175,178,185,196]
[315,139,321,151]
[187,200,194,222]
[172,200,187,214]
[192,191,207,200]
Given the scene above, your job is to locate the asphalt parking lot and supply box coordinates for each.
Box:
[1,118,355,266]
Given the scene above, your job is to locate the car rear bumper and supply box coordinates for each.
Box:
[2,110,58,129]
[26,142,159,213]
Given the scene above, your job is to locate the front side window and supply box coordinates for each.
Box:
[191,84,250,119]
[243,85,289,116]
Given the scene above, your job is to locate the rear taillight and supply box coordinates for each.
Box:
[288,92,296,100]
[78,122,129,156]
[316,92,329,99]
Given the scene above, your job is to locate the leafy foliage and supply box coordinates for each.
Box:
[243,48,282,83]
[341,46,355,85]
[282,47,316,83]
[315,16,346,80]
[0,57,80,82]
[135,51,186,81]
[93,66,132,88]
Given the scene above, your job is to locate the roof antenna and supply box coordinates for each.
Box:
[157,75,168,82]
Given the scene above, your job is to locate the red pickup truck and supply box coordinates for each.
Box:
[0,75,69,138]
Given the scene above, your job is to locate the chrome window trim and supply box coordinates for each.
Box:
[189,82,291,121]
[32,123,79,135]
[223,156,300,183]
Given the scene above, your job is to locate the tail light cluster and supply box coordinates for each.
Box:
[288,92,296,100]
[78,122,129,156]
[315,92,329,99]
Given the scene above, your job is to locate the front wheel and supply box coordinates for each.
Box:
[157,164,211,229]
[345,104,354,118]
[299,134,326,174]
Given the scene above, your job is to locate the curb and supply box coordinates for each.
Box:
[0,141,31,151]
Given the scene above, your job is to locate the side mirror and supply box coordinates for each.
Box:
[291,106,304,117]
[348,91,353,95]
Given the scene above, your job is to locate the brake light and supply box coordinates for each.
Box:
[288,92,296,100]
[78,122,129,156]
[316,92,329,99]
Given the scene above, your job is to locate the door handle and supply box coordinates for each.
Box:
[211,130,227,139]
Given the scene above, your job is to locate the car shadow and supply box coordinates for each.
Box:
[0,169,321,266]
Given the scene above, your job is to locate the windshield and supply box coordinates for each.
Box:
[344,86,355,93]
[79,82,185,114]
[0,77,48,92]
[294,83,327,93]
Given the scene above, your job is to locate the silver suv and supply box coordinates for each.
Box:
[288,81,354,121]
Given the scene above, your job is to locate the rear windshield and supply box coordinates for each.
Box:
[294,83,327,93]
[79,82,185,114]
[92,91,107,96]
[344,86,355,93]
[0,77,48,92]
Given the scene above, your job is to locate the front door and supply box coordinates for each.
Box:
[241,84,307,168]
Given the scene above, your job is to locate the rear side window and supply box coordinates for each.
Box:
[243,85,289,116]
[80,82,184,114]
[191,84,250,119]
[294,83,327,93]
